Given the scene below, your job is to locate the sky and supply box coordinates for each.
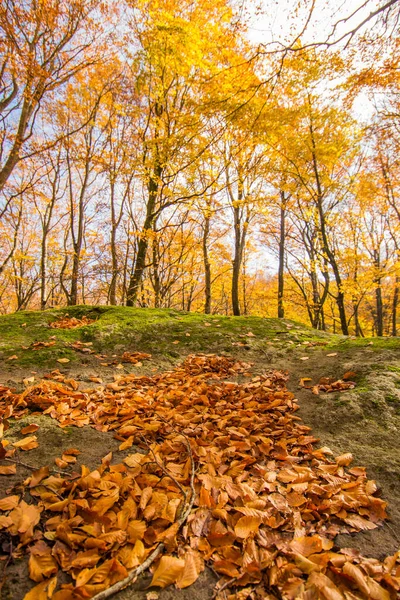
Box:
[245,0,381,47]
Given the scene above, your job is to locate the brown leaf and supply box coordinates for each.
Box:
[29,466,50,487]
[22,576,57,600]
[12,436,39,451]
[234,516,261,539]
[29,546,58,582]
[289,535,323,557]
[335,452,353,466]
[176,550,203,589]
[150,555,185,588]
[0,463,16,475]
[0,495,19,511]
[21,424,39,435]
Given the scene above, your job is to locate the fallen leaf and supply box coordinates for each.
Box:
[150,555,185,588]
[12,436,39,451]
[234,516,261,539]
[23,576,57,600]
[57,358,70,364]
[0,463,16,475]
[335,452,353,466]
[21,424,39,435]
[0,495,20,510]
[176,550,203,588]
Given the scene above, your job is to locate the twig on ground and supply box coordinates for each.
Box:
[212,577,237,599]
[4,457,65,476]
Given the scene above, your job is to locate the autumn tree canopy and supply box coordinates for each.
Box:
[1,0,400,336]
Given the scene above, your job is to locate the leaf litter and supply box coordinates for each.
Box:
[0,354,398,599]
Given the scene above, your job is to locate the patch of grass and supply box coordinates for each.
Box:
[1,305,399,371]
[385,394,399,404]
[328,337,400,352]
[0,306,328,370]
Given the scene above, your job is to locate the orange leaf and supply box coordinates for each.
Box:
[21,424,39,435]
[176,550,203,588]
[30,466,50,487]
[29,552,58,582]
[0,495,19,511]
[234,516,261,539]
[335,453,353,466]
[149,555,185,588]
[12,436,39,451]
[289,535,323,557]
[23,576,57,600]
[0,463,16,475]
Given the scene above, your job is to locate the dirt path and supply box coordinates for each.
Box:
[0,347,399,599]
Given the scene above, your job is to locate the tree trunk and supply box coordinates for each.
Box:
[152,229,161,308]
[126,164,162,306]
[108,181,118,305]
[309,101,348,335]
[374,250,384,336]
[392,277,399,336]
[202,214,211,314]
[40,234,47,311]
[277,192,286,319]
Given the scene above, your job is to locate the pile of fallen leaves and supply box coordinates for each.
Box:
[121,352,152,365]
[49,316,95,329]
[0,354,399,600]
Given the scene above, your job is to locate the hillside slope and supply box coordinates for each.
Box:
[0,306,399,599]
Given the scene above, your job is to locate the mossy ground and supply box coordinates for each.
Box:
[1,306,400,599]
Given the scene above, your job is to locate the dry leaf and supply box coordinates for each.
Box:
[21,424,39,435]
[12,436,39,451]
[0,463,16,475]
[0,495,20,510]
[23,576,57,600]
[150,555,185,588]
[234,516,261,539]
[57,358,70,364]
[176,550,203,588]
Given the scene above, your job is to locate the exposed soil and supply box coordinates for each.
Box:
[0,341,399,599]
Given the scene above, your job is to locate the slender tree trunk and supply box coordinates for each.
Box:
[109,181,118,305]
[278,192,286,319]
[152,229,161,308]
[126,164,162,306]
[374,250,384,336]
[392,277,399,336]
[309,99,348,335]
[375,285,384,336]
[232,205,242,316]
[202,214,211,314]
[40,233,47,310]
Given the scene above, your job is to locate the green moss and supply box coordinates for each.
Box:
[385,394,399,404]
[1,305,399,371]
[0,306,329,369]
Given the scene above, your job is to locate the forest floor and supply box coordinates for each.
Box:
[0,306,399,599]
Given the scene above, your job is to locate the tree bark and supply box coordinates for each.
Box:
[202,214,211,314]
[277,194,286,319]
[126,163,162,306]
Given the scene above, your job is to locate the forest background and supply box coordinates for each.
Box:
[1,0,400,337]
